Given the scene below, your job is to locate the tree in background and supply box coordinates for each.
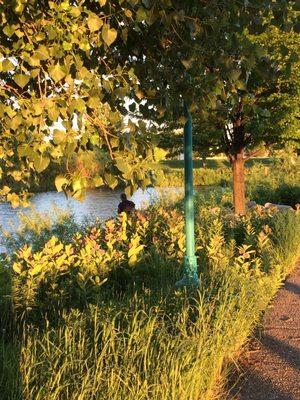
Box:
[252,24,300,150]
[123,0,299,214]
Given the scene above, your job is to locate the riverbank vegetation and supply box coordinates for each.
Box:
[1,189,299,400]
[161,153,300,208]
[2,151,299,211]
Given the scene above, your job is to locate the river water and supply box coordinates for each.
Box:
[0,187,183,253]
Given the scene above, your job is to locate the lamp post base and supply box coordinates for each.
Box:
[175,256,198,288]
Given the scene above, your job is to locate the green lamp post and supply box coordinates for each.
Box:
[175,102,198,287]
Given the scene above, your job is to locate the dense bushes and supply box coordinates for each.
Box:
[159,166,232,187]
[246,157,299,207]
[1,206,186,320]
[160,156,299,208]
[249,182,300,207]
[1,190,300,400]
[1,196,299,321]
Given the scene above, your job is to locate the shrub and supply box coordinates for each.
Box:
[249,182,300,207]
[1,190,300,400]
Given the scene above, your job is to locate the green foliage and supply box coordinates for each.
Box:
[1,1,299,208]
[3,188,300,321]
[133,2,299,156]
[250,182,300,208]
[270,211,300,270]
[253,25,300,148]
[247,152,300,207]
[159,167,231,188]
[3,207,186,318]
[2,207,81,254]
[1,196,300,400]
[0,0,175,205]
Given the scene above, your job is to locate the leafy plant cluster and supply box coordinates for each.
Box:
[1,194,300,400]
[160,166,232,188]
[2,206,186,318]
[2,190,299,323]
[0,0,176,205]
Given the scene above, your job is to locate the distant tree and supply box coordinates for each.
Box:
[252,24,300,150]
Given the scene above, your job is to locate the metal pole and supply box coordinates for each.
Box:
[175,102,198,287]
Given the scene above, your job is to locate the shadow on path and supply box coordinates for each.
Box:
[263,333,300,371]
[284,281,300,296]
[229,368,293,400]
[228,264,300,400]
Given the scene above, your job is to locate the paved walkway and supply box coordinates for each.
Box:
[229,265,300,400]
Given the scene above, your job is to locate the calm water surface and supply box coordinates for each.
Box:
[0,187,183,252]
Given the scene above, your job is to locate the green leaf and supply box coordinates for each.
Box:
[116,158,130,174]
[10,115,22,130]
[7,193,20,208]
[32,102,43,116]
[102,24,118,46]
[13,74,30,88]
[153,147,167,161]
[30,68,40,78]
[70,6,81,17]
[93,176,104,187]
[236,80,247,91]
[2,59,14,72]
[228,69,241,81]
[73,98,86,112]
[13,263,22,275]
[55,175,68,192]
[48,64,66,83]
[53,130,65,144]
[104,173,118,189]
[87,97,102,109]
[3,25,15,37]
[33,155,50,173]
[34,45,50,60]
[29,265,43,277]
[72,178,82,192]
[128,243,144,259]
[136,7,147,22]
[48,106,60,122]
[88,13,103,32]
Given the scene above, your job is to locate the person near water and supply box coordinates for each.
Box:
[118,193,135,214]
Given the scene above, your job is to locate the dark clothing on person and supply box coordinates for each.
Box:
[118,199,135,214]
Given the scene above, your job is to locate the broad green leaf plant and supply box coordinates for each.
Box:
[0,0,174,205]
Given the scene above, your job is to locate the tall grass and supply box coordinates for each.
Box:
[0,194,299,400]
[2,265,286,400]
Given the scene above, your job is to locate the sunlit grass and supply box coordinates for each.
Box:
[3,266,286,400]
[1,193,299,400]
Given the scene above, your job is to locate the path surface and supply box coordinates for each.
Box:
[229,265,300,400]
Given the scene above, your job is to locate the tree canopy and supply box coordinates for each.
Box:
[123,0,299,213]
[0,0,175,205]
[0,0,299,210]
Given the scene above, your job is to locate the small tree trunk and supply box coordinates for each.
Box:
[232,153,246,215]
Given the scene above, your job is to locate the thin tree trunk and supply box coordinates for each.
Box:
[232,153,246,215]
